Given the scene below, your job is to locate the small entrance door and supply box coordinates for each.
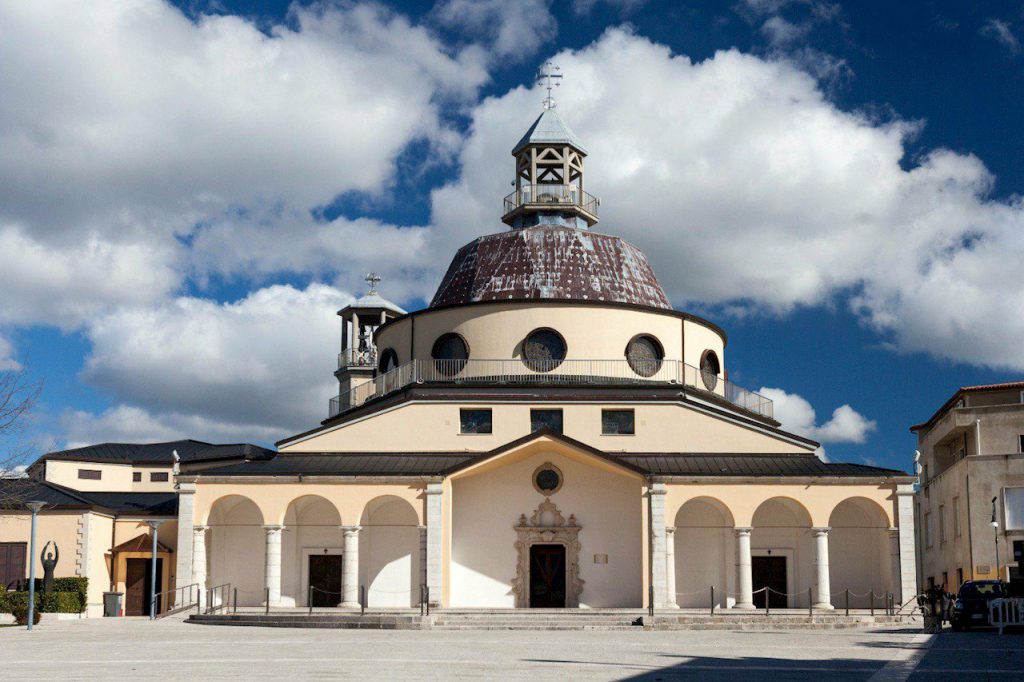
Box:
[752,555,787,609]
[309,554,343,607]
[529,544,566,608]
[125,558,163,616]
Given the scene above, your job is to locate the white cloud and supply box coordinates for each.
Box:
[80,283,349,439]
[573,0,648,15]
[433,0,556,63]
[758,387,876,461]
[761,16,809,45]
[981,18,1020,54]
[0,0,486,327]
[0,334,22,372]
[424,29,1024,370]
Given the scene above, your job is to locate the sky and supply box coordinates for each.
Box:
[2,0,1024,472]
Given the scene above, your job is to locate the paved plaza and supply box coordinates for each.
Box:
[1,618,1021,680]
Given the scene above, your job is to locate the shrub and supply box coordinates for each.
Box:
[11,599,40,626]
[38,591,82,613]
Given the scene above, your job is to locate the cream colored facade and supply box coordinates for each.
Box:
[912,383,1024,591]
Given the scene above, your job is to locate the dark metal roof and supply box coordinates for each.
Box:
[195,453,474,477]
[615,453,908,477]
[430,225,672,310]
[0,480,178,514]
[36,440,275,466]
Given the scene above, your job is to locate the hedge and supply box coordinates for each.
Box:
[0,587,86,614]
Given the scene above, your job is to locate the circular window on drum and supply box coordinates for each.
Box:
[700,349,721,391]
[431,333,469,376]
[522,329,566,372]
[533,463,563,495]
[625,335,664,377]
[378,348,399,373]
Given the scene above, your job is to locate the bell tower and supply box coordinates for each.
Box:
[502,62,599,230]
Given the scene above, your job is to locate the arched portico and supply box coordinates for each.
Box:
[281,495,343,607]
[360,495,421,607]
[206,495,265,607]
[672,497,734,608]
[828,497,894,608]
[750,497,815,609]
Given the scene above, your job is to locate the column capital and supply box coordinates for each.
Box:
[425,482,443,495]
[811,526,831,536]
[341,525,362,535]
[887,526,901,537]
[175,481,197,494]
[647,483,667,496]
[263,525,285,534]
[665,525,676,535]
[734,526,752,537]
[193,525,209,534]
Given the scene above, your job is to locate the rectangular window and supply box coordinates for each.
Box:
[1005,487,1024,530]
[925,512,933,548]
[460,409,492,434]
[0,542,28,590]
[953,497,961,538]
[78,469,101,480]
[942,571,948,589]
[530,409,563,434]
[1019,434,1024,453]
[939,504,946,543]
[132,472,142,482]
[956,567,963,588]
[150,472,169,482]
[602,409,635,435]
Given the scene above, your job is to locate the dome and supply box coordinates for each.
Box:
[430,224,671,309]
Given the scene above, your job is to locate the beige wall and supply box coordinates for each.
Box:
[44,460,175,493]
[283,401,811,454]
[375,302,725,373]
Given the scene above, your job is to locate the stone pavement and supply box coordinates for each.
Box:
[0,617,1020,680]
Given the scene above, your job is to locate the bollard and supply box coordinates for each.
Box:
[360,585,365,616]
[233,588,237,614]
[845,588,849,617]
[265,588,270,616]
[648,584,654,618]
[425,585,430,616]
[710,586,715,616]
[766,590,771,618]
[308,585,313,616]
[870,591,874,617]
[808,587,813,617]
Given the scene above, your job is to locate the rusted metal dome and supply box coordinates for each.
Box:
[430,225,671,309]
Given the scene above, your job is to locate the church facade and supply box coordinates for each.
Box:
[2,100,917,617]
[175,103,917,612]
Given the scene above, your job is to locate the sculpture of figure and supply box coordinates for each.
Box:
[40,541,59,593]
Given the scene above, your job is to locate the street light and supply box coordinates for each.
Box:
[991,497,1001,582]
[25,500,46,631]
[147,520,164,620]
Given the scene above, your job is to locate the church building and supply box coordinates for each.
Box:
[2,94,917,617]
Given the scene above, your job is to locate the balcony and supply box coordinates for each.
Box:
[502,184,599,224]
[338,347,377,369]
[328,359,773,420]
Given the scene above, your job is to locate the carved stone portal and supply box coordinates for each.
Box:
[512,498,583,608]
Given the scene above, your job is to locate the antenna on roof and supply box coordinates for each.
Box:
[538,61,562,110]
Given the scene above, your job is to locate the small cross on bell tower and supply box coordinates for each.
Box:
[502,63,599,229]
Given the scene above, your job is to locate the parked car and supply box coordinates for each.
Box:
[950,580,1005,630]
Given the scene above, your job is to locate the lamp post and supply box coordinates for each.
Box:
[25,500,46,631]
[991,497,1001,582]
[148,520,165,620]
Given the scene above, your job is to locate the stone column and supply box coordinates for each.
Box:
[648,481,668,609]
[734,527,754,609]
[664,526,679,608]
[418,525,428,599]
[425,483,443,607]
[341,525,361,608]
[264,525,284,606]
[812,527,834,609]
[192,525,208,608]
[888,527,902,599]
[174,481,196,593]
[895,485,918,602]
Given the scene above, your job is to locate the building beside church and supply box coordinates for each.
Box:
[911,382,1024,592]
[2,99,917,617]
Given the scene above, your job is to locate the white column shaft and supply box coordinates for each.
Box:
[341,526,361,608]
[174,483,196,593]
[425,483,443,606]
[264,526,283,606]
[735,527,754,609]
[665,526,679,608]
[648,482,668,608]
[813,527,834,609]
[192,525,208,608]
[896,487,918,603]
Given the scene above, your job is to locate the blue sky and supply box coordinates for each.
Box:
[3,0,1024,472]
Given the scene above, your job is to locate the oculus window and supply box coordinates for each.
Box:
[522,329,566,372]
[460,408,492,434]
[432,333,469,376]
[700,350,721,391]
[533,463,563,495]
[531,409,563,434]
[602,409,635,435]
[625,335,664,377]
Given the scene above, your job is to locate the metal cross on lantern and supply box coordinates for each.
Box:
[538,61,562,110]
[365,272,381,295]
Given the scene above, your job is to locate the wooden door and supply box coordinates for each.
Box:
[0,542,26,590]
[309,555,343,607]
[125,558,163,616]
[529,544,566,608]
[752,555,787,608]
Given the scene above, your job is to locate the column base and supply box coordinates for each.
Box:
[660,602,680,609]
[732,602,756,610]
[813,603,835,610]
[339,601,361,609]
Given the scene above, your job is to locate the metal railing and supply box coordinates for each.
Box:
[502,184,599,219]
[154,583,198,618]
[338,347,377,369]
[203,583,231,615]
[329,358,773,419]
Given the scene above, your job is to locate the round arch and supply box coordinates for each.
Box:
[280,495,345,607]
[673,497,735,608]
[359,496,421,607]
[750,497,815,608]
[828,497,894,606]
[205,495,266,607]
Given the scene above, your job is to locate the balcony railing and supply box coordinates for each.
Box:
[338,347,377,369]
[328,359,773,420]
[502,184,599,220]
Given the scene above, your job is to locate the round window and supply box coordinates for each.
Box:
[700,349,721,391]
[522,329,566,372]
[626,335,664,377]
[431,333,468,376]
[378,348,399,373]
[533,463,563,495]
